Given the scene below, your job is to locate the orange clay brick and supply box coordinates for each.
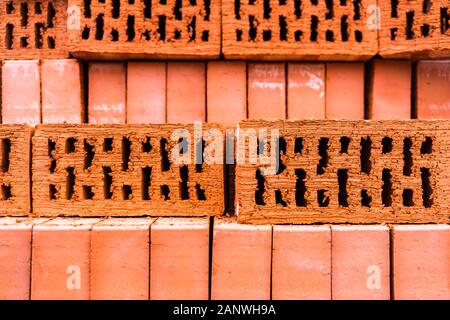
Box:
[150,218,209,300]
[211,220,272,300]
[272,225,331,300]
[392,224,450,300]
[332,225,390,300]
[127,62,166,124]
[90,218,154,300]
[41,59,84,124]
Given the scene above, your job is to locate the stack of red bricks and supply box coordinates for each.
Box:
[0,0,449,300]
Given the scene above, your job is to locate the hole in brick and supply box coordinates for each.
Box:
[122,137,131,171]
[111,29,119,41]
[21,3,28,27]
[338,169,349,207]
[201,30,209,41]
[402,189,414,206]
[112,0,120,19]
[35,2,42,14]
[236,29,243,41]
[326,30,334,42]
[161,185,170,200]
[391,0,398,18]
[279,0,286,4]
[6,2,14,14]
[355,30,363,42]
[257,139,265,155]
[47,2,55,27]
[255,169,266,205]
[294,0,301,19]
[160,0,166,4]
[95,14,104,40]
[129,0,135,4]
[158,16,166,40]
[422,0,431,14]
[311,0,318,5]
[310,15,318,41]
[382,136,393,153]
[142,167,152,200]
[66,167,75,200]
[406,11,415,39]
[179,166,189,200]
[178,137,188,154]
[6,24,14,49]
[196,184,207,201]
[204,0,210,20]
[295,169,307,207]
[189,0,197,5]
[326,0,334,19]
[264,0,271,19]
[103,167,113,199]
[294,137,303,154]
[127,16,135,41]
[340,136,350,153]
[279,16,288,40]
[1,185,12,201]
[83,186,94,200]
[188,16,196,41]
[421,168,433,208]
[421,24,430,37]
[275,189,287,207]
[49,184,57,200]
[65,138,77,153]
[341,16,349,41]
[122,185,132,200]
[142,137,152,152]
[340,0,346,4]
[361,190,371,207]
[173,29,181,39]
[441,8,450,34]
[84,0,91,18]
[143,30,151,40]
[1,139,11,173]
[144,0,152,18]
[160,138,171,172]
[353,0,361,20]
[82,26,90,39]
[235,0,241,19]
[263,30,271,41]
[104,138,113,152]
[48,139,57,174]
[421,137,432,154]
[360,137,372,174]
[195,139,204,173]
[174,0,182,20]
[21,37,29,48]
[382,169,392,206]
[317,190,329,207]
[317,138,329,175]
[35,23,44,48]
[390,28,398,40]
[295,30,302,41]
[47,37,55,49]
[84,140,94,169]
[249,16,257,41]
[277,137,287,174]
[403,137,413,176]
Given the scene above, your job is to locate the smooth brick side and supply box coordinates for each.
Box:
[393,225,450,300]
[331,226,390,300]
[272,225,331,300]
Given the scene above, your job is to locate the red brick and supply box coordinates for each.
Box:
[272,225,331,300]
[150,218,209,300]
[207,62,247,126]
[288,63,325,119]
[127,62,166,124]
[211,221,271,300]
[326,63,364,119]
[91,218,154,300]
[1,60,40,125]
[248,63,286,119]
[369,60,411,119]
[41,59,84,124]
[416,61,450,119]
[88,63,126,124]
[392,225,450,300]
[167,62,205,124]
[331,226,390,300]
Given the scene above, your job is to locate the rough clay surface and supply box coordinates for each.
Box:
[222,0,378,60]
[0,0,68,59]
[32,124,224,217]
[67,0,221,59]
[236,120,450,224]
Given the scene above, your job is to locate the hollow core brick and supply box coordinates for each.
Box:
[369,60,411,120]
[272,225,331,300]
[31,218,101,300]
[42,59,84,124]
[207,62,247,126]
[88,63,126,124]
[331,225,390,300]
[392,225,450,300]
[248,63,286,119]
[127,62,166,124]
[1,60,40,125]
[211,220,272,300]
[287,63,325,120]
[167,62,205,124]
[326,63,364,119]
[150,218,209,300]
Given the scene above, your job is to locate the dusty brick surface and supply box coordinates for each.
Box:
[0,0,68,59]
[379,0,450,59]
[0,125,31,216]
[222,0,378,60]
[67,0,220,59]
[32,124,224,216]
[236,120,450,224]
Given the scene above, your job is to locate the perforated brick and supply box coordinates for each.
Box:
[32,124,224,216]
[0,125,31,216]
[222,0,378,60]
[0,0,68,59]
[379,0,450,58]
[67,0,220,59]
[236,120,450,224]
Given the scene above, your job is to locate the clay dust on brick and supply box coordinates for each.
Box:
[0,0,68,59]
[222,0,378,60]
[236,120,450,224]
[32,124,224,216]
[67,0,220,59]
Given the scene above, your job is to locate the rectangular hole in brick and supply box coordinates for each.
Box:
[441,8,450,34]
[49,184,57,200]
[236,29,243,41]
[340,0,346,4]
[295,30,302,41]
[95,14,105,40]
[161,185,170,200]
[279,16,288,40]
[6,2,14,14]
[294,137,303,154]
[47,37,55,49]
[1,185,12,201]
[122,137,131,171]
[294,0,301,18]
[382,136,393,153]
[189,0,197,5]
[310,15,318,41]
[337,169,349,207]
[391,28,398,40]
[353,0,361,20]
[35,23,44,48]
[325,0,333,19]
[35,2,42,14]
[391,0,398,18]
[263,30,271,41]
[402,189,414,207]
[355,30,363,42]
[295,169,307,206]
[420,137,432,154]
[311,0,318,5]
[122,185,132,200]
[20,3,28,27]
[103,167,113,199]
[84,139,94,169]
[144,0,152,18]
[316,138,329,175]
[326,30,334,42]
[65,138,77,153]
[142,137,152,152]
[277,137,287,174]
[83,185,94,200]
[255,169,266,205]
[263,0,271,19]
[423,0,431,14]
[179,166,189,200]
[174,29,181,39]
[174,0,182,20]
[47,2,55,27]
[178,137,188,154]
[381,169,392,206]
[340,136,350,153]
[204,0,210,21]
[1,139,11,173]
[201,30,209,41]
[196,184,207,201]
[360,137,372,174]
[249,16,257,41]
[279,0,287,4]
[421,168,433,208]
[82,27,90,39]
[188,16,196,41]
[6,24,14,49]
[235,0,241,19]
[406,11,415,39]
[104,138,113,152]
[158,15,166,40]
[142,166,152,200]
[160,0,166,4]
[403,137,413,176]
[127,15,136,41]
[21,37,29,48]
[112,0,120,19]
[129,0,135,4]
[66,167,75,200]
[421,24,430,37]
[143,30,151,40]
[317,190,329,207]
[160,138,171,172]
[361,189,371,207]
[84,0,91,18]
[341,16,349,41]
[275,189,287,207]
[196,139,204,173]
[48,139,57,174]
